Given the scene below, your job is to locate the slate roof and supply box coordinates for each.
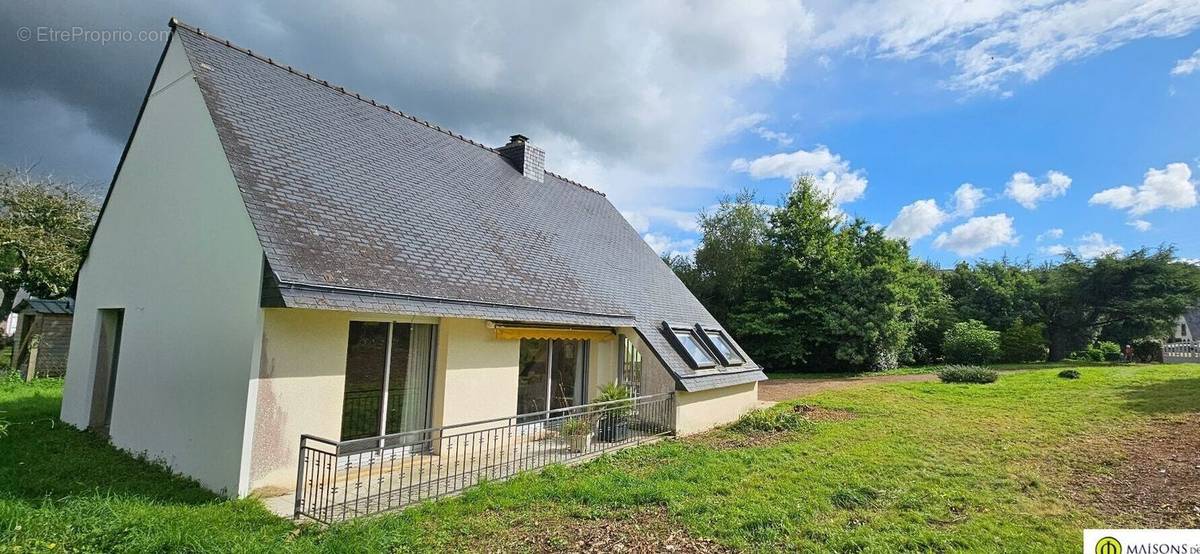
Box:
[15,298,74,315]
[167,21,764,392]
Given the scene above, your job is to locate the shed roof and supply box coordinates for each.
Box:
[155,21,765,391]
[15,298,73,315]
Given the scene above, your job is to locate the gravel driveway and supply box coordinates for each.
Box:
[758,373,938,402]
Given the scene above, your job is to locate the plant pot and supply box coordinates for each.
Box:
[594,417,630,443]
[564,433,593,453]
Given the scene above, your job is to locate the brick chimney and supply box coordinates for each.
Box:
[497,134,545,182]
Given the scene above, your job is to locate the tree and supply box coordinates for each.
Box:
[0,167,98,321]
[1038,248,1200,360]
[943,259,1042,332]
[687,190,770,326]
[730,177,925,371]
[729,178,841,369]
[998,320,1048,363]
[908,261,956,364]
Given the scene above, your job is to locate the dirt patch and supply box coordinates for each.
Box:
[475,506,732,553]
[759,373,936,402]
[793,404,856,422]
[687,429,802,449]
[1066,415,1200,528]
[687,404,856,449]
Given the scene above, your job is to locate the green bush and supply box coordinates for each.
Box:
[729,407,814,433]
[937,364,999,384]
[1057,369,1081,379]
[1098,341,1122,362]
[1131,339,1163,363]
[1072,341,1122,362]
[998,321,1048,363]
[942,320,1000,364]
[560,417,592,436]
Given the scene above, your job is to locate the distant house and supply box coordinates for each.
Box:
[11,298,74,379]
[60,19,765,499]
[1169,308,1200,342]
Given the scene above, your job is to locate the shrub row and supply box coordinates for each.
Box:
[937,365,998,384]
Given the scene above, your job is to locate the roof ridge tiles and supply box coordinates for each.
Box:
[168,17,606,196]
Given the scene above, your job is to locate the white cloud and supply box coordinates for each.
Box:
[1089,163,1197,216]
[725,113,771,135]
[752,127,794,147]
[1128,219,1152,231]
[642,233,697,258]
[886,199,949,242]
[622,211,651,233]
[950,183,986,217]
[622,206,699,234]
[1037,228,1065,242]
[1172,48,1200,76]
[933,214,1018,256]
[885,183,986,243]
[1039,232,1124,258]
[731,145,868,204]
[1076,232,1124,258]
[815,0,1200,95]
[1038,244,1070,257]
[1005,170,1071,209]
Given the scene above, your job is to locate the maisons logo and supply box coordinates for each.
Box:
[1096,537,1121,554]
[1085,530,1200,554]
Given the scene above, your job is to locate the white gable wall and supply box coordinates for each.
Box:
[60,33,264,495]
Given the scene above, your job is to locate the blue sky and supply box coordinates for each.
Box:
[3,1,1199,268]
[646,31,1200,266]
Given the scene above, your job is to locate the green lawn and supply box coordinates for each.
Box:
[763,359,1123,380]
[2,365,1198,552]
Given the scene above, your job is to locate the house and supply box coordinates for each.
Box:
[59,19,766,501]
[10,298,74,379]
[1169,308,1200,342]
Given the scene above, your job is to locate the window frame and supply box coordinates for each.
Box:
[661,321,718,369]
[695,324,746,366]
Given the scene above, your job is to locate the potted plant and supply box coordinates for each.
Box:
[559,417,593,453]
[594,383,635,443]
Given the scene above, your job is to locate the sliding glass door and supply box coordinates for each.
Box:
[517,339,588,421]
[341,322,436,446]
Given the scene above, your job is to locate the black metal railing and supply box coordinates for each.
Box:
[294,392,676,523]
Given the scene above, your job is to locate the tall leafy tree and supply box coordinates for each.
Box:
[943,259,1043,331]
[688,190,770,326]
[729,178,840,369]
[730,178,924,371]
[1039,248,1200,359]
[908,261,956,364]
[0,167,98,320]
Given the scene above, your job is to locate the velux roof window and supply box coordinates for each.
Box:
[696,325,745,366]
[662,322,717,369]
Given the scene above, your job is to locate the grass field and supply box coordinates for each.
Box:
[2,364,1197,552]
[762,359,1120,381]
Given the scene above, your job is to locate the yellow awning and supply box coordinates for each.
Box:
[492,326,615,342]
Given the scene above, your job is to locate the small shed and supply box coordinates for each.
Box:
[11,298,74,379]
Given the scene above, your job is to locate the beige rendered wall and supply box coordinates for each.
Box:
[674,381,758,436]
[586,336,618,399]
[247,314,660,491]
[433,318,520,428]
[248,309,440,492]
[59,34,265,495]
